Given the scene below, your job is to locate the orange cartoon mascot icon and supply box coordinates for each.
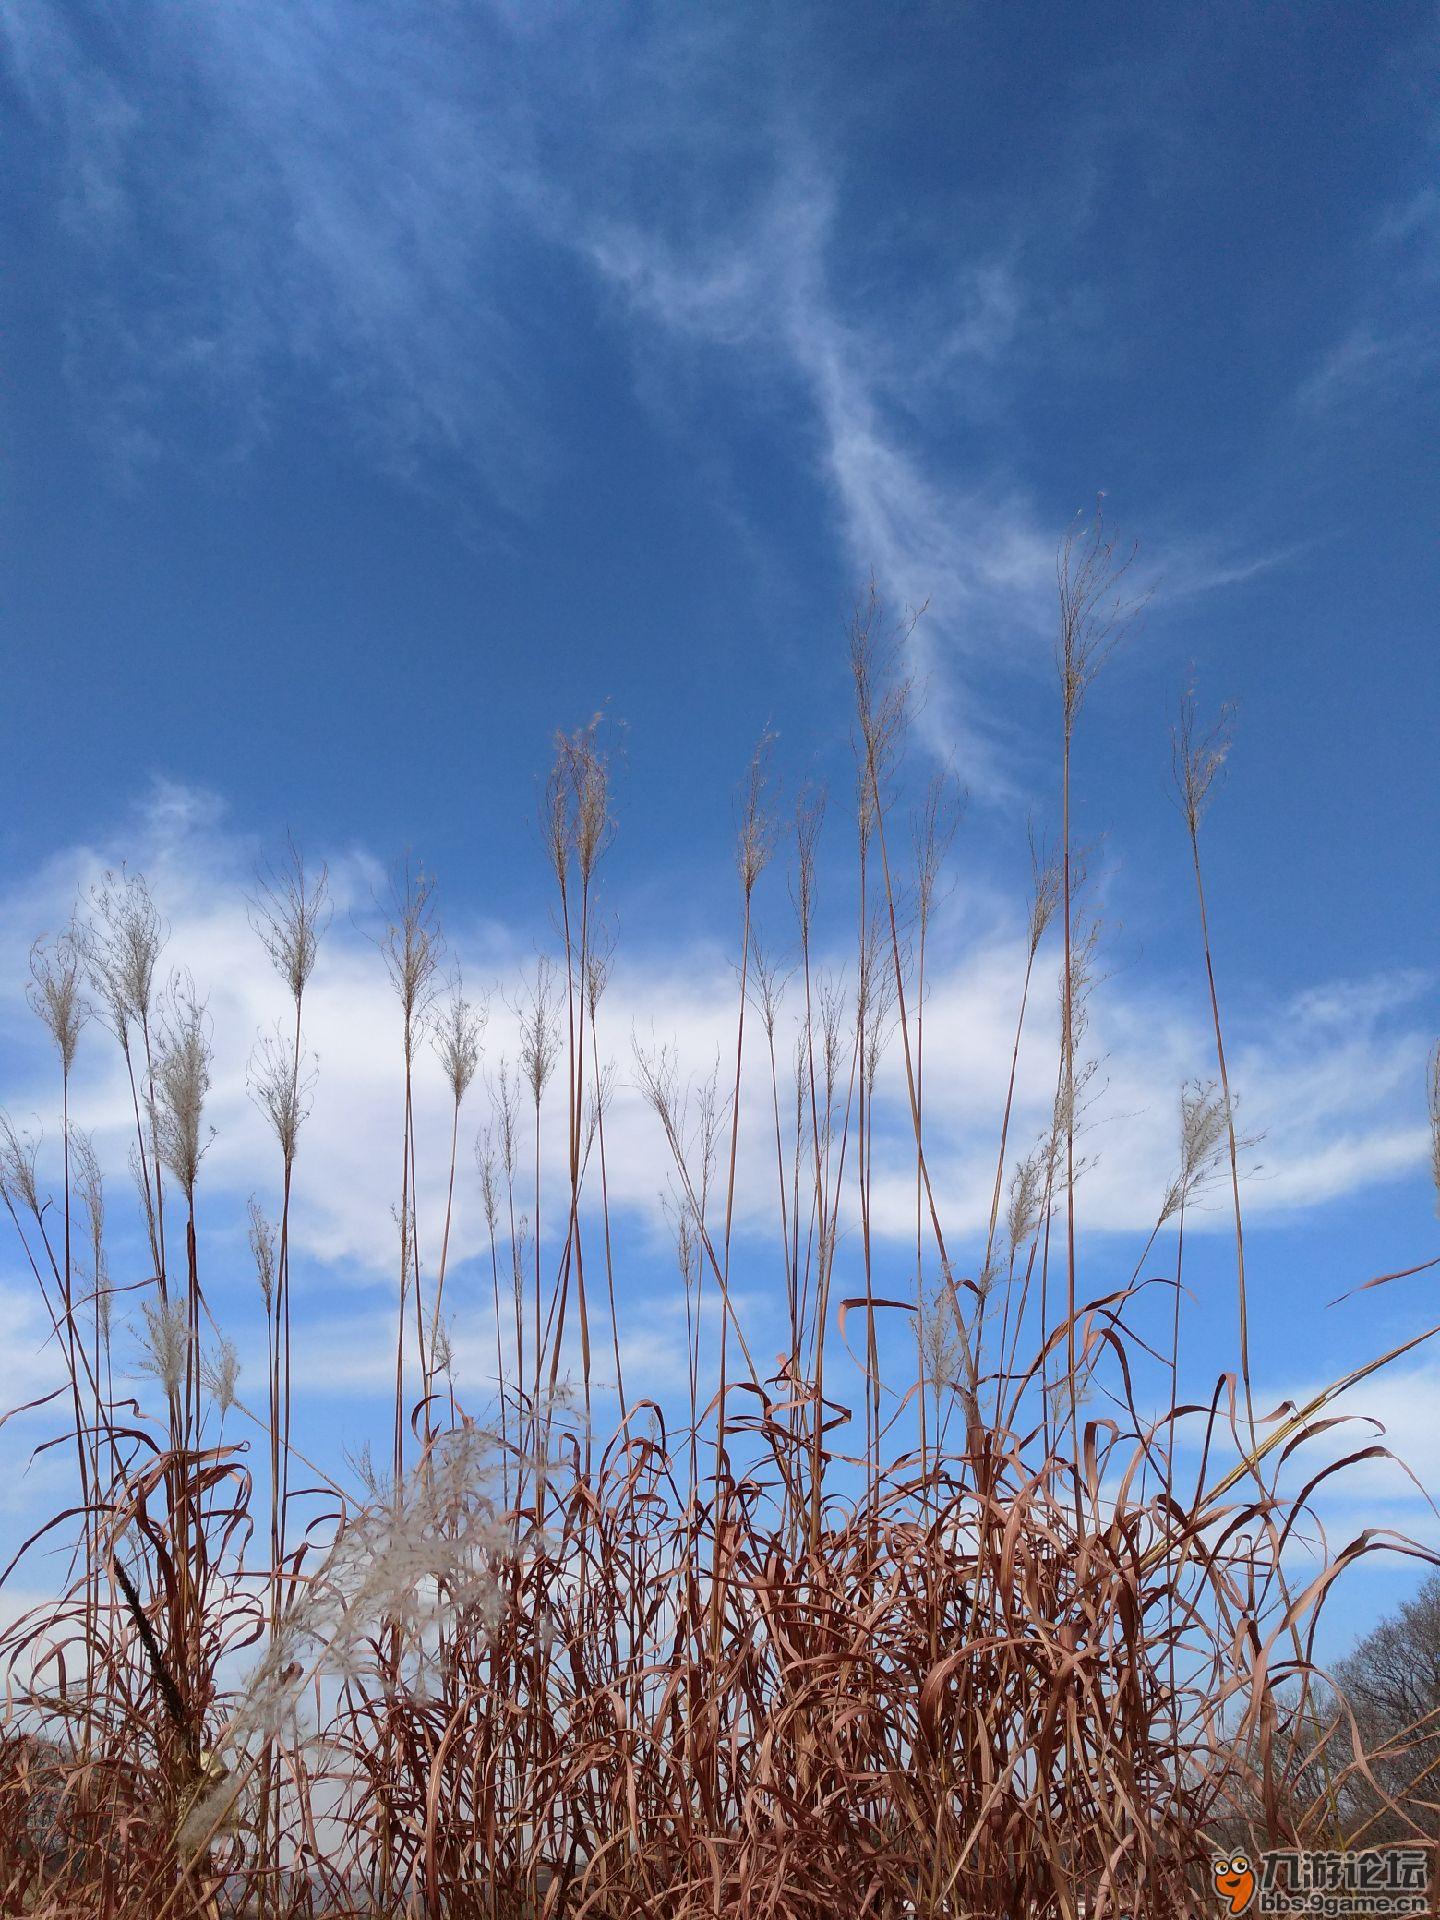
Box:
[1212,1853,1256,1915]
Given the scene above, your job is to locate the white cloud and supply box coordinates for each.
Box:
[1296,325,1411,415]
[1296,170,1440,418]
[1,1,544,498]
[3,6,1297,792]
[0,1283,63,1430]
[1245,1354,1440,1563]
[0,786,1431,1357]
[585,159,1301,795]
[585,168,1060,790]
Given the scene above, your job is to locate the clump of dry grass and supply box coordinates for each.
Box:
[2,520,1438,1918]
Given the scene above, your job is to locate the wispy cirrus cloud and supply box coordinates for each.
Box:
[5,3,1056,714]
[2,2,1292,794]
[585,169,1059,788]
[1296,158,1440,418]
[2,0,545,499]
[585,162,1309,789]
[1297,321,1440,417]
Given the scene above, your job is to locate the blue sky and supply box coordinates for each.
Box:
[1,3,1439,1646]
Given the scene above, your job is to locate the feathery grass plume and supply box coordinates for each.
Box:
[175,1760,242,1865]
[152,975,213,1200]
[1172,678,1258,1447]
[749,939,789,1046]
[218,1428,514,1756]
[1173,680,1236,835]
[518,956,559,1107]
[0,1113,42,1219]
[138,1294,190,1399]
[1428,1039,1440,1216]
[430,980,484,1395]
[203,1337,241,1415]
[1056,502,1141,738]
[79,867,167,1036]
[1160,1079,1262,1228]
[491,1056,519,1185]
[669,1194,699,1304]
[511,1211,529,1310]
[1006,1144,1046,1254]
[912,772,962,937]
[693,1056,726,1208]
[548,714,615,891]
[633,1039,681,1148]
[476,1129,499,1237]
[736,729,777,900]
[1027,820,1062,954]
[584,916,615,1018]
[433,977,485,1105]
[381,859,443,1054]
[583,1060,614,1149]
[918,1269,962,1413]
[817,971,846,1133]
[27,933,89,1072]
[248,1197,275,1310]
[70,1125,110,1342]
[70,1126,104,1262]
[393,1195,415,1296]
[791,783,825,943]
[1056,914,1103,1102]
[849,576,913,809]
[247,1025,315,1168]
[860,912,897,1086]
[572,723,614,887]
[1051,1050,1102,1169]
[249,838,330,1007]
[1159,1080,1231,1225]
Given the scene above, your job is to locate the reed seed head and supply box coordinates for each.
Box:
[584,918,615,1017]
[434,977,486,1107]
[152,975,213,1201]
[1172,683,1236,838]
[250,839,331,1007]
[1007,1148,1046,1254]
[790,786,825,943]
[913,773,962,935]
[736,732,777,900]
[849,580,914,798]
[476,1128,500,1234]
[27,933,89,1074]
[205,1335,241,1414]
[248,1026,315,1167]
[1056,503,1140,738]
[0,1114,42,1219]
[518,958,559,1108]
[139,1294,189,1399]
[248,1197,276,1310]
[80,867,166,1038]
[382,860,443,1046]
[1027,823,1062,955]
[547,716,614,891]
